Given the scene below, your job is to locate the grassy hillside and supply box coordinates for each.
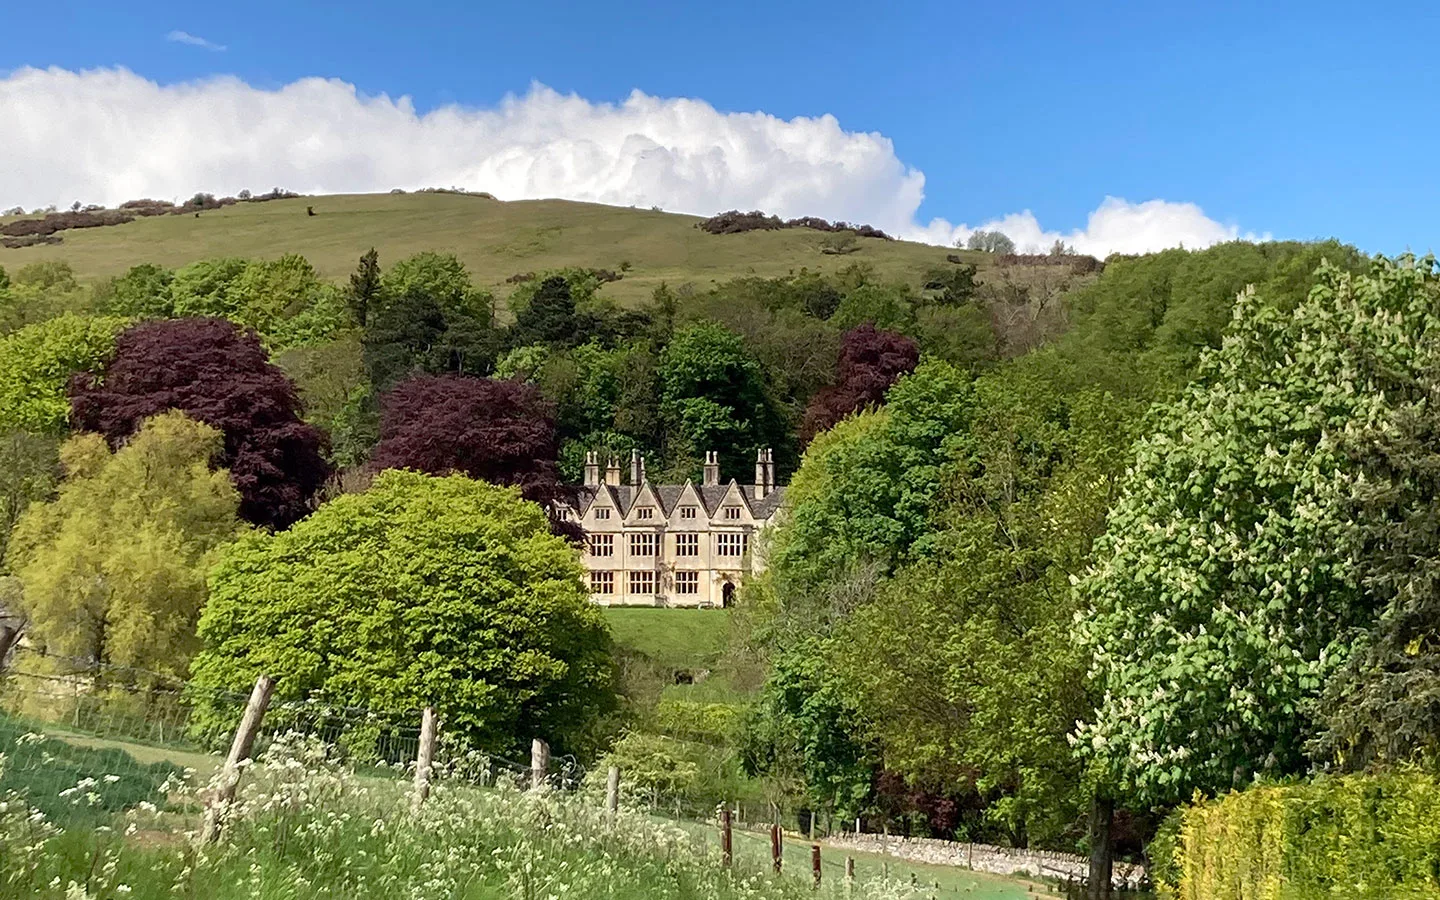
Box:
[0,193,967,306]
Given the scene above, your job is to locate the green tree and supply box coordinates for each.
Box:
[190,470,616,754]
[8,412,245,676]
[767,359,974,594]
[364,253,499,389]
[1074,256,1439,805]
[168,258,250,319]
[0,431,59,572]
[346,248,382,328]
[1,262,92,333]
[96,263,175,319]
[659,322,784,477]
[0,314,130,434]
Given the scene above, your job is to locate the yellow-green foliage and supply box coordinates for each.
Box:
[1168,772,1440,899]
[654,698,741,744]
[9,411,245,676]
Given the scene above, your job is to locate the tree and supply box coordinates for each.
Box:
[69,317,331,530]
[1074,256,1440,805]
[0,314,130,434]
[363,253,498,390]
[768,359,974,594]
[96,263,175,319]
[659,322,784,478]
[1,262,91,334]
[346,248,382,328]
[0,431,59,572]
[965,231,1016,254]
[1315,259,1440,769]
[8,412,244,676]
[189,470,615,754]
[370,374,563,506]
[741,641,877,822]
[801,325,919,443]
[512,275,583,347]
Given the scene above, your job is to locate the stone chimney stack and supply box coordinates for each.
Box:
[583,451,600,487]
[604,455,621,487]
[765,448,775,492]
[630,448,643,485]
[702,451,720,487]
[754,449,768,500]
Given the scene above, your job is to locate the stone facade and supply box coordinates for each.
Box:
[561,449,785,608]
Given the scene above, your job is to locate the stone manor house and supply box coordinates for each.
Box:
[561,449,786,607]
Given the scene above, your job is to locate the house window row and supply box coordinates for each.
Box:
[590,570,701,596]
[593,531,748,558]
[590,504,745,522]
[716,533,748,557]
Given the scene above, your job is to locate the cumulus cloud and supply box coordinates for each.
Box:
[165,31,226,52]
[911,197,1269,257]
[0,66,1258,255]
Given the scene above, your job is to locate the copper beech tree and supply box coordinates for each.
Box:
[69,317,331,530]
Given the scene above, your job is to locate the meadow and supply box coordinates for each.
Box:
[0,724,1050,900]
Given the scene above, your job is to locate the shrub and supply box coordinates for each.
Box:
[697,210,892,240]
[1169,773,1440,899]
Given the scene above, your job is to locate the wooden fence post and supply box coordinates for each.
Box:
[411,706,438,812]
[770,823,783,873]
[201,674,275,843]
[845,857,855,895]
[721,807,733,867]
[530,737,550,790]
[811,844,822,888]
[605,765,620,820]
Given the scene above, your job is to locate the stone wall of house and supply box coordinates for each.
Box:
[822,833,1148,890]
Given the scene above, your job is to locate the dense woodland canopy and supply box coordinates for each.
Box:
[9,228,1440,888]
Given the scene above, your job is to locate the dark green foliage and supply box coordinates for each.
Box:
[512,275,584,347]
[347,248,382,327]
[659,322,786,479]
[362,252,499,390]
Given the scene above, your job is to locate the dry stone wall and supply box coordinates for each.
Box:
[824,833,1148,890]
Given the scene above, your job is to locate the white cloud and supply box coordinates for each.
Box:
[910,197,1269,257]
[0,66,1260,256]
[165,31,226,52]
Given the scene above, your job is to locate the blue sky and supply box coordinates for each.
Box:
[2,1,1437,253]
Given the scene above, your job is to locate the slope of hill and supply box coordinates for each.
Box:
[0,193,967,306]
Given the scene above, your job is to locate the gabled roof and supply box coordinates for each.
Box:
[750,486,787,520]
[709,480,754,519]
[626,482,664,519]
[569,481,785,519]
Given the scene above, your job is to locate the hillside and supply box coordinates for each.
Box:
[0,192,967,306]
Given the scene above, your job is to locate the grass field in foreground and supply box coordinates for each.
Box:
[0,193,968,306]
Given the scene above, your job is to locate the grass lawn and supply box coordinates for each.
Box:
[0,192,971,307]
[604,607,731,671]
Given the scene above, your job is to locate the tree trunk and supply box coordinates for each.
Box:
[1087,795,1114,900]
[0,622,20,671]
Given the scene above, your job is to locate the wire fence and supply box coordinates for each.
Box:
[0,648,1138,898]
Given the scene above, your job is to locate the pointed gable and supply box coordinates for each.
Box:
[669,481,707,525]
[625,482,664,525]
[709,480,756,525]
